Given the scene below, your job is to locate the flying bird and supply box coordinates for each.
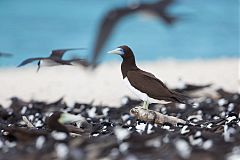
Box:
[92,0,178,66]
[0,52,13,58]
[67,56,91,68]
[17,48,87,72]
[173,78,212,93]
[108,45,190,109]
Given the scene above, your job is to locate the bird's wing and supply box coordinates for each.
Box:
[50,48,85,60]
[17,57,43,67]
[184,84,212,91]
[0,52,13,57]
[92,8,132,65]
[127,69,190,103]
[127,69,174,101]
[67,58,84,62]
[141,0,177,24]
[139,70,170,89]
[91,0,177,65]
[67,58,90,67]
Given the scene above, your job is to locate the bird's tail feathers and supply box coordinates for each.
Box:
[171,91,194,106]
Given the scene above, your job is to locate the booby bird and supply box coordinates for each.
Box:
[47,111,92,135]
[173,78,212,93]
[17,48,86,72]
[108,45,190,109]
[91,0,178,66]
[0,112,91,142]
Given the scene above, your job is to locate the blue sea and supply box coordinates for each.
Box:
[0,0,239,67]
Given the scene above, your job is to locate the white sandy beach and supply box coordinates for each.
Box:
[0,58,238,107]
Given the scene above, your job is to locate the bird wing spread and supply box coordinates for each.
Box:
[50,48,85,60]
[91,0,177,65]
[92,8,130,65]
[17,58,43,67]
[67,58,90,67]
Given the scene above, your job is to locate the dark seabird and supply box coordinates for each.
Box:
[108,45,190,109]
[173,78,212,93]
[0,112,91,142]
[92,0,177,66]
[47,111,92,135]
[17,48,86,72]
[67,56,91,68]
[0,52,13,58]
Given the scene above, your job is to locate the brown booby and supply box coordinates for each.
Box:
[47,111,92,135]
[91,0,178,66]
[108,45,190,109]
[17,48,86,72]
[0,112,91,142]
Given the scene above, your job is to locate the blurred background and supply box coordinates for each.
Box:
[0,0,238,67]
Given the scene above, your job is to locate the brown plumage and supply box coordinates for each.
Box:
[0,112,92,143]
[47,111,92,135]
[0,124,47,142]
[47,111,69,134]
[126,69,189,104]
[109,45,191,109]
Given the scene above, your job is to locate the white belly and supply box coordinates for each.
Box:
[123,77,170,104]
[40,59,60,67]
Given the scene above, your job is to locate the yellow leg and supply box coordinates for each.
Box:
[143,101,149,110]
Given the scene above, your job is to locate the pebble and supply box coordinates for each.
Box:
[175,139,191,159]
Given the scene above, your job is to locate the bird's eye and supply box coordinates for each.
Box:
[119,48,124,55]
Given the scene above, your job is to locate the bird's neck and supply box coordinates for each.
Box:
[121,57,138,78]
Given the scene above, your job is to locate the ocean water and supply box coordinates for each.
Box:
[0,0,239,67]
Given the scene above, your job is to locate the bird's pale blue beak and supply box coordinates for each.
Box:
[107,48,123,55]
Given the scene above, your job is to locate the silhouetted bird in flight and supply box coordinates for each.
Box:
[92,0,178,66]
[0,52,13,58]
[18,48,88,72]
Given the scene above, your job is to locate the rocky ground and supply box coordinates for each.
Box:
[0,87,239,160]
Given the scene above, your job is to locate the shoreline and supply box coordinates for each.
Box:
[0,58,238,107]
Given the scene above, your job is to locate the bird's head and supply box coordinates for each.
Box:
[108,45,134,59]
